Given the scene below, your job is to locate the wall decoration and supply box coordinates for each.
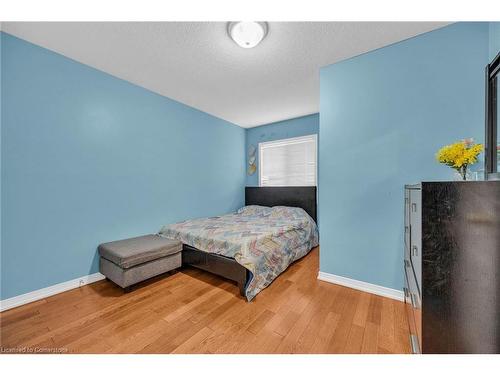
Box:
[248,164,256,175]
[248,144,257,175]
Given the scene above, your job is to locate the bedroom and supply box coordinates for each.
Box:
[1,0,500,372]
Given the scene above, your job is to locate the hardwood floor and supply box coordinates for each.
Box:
[0,248,410,354]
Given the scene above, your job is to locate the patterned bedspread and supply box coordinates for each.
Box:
[158,205,319,300]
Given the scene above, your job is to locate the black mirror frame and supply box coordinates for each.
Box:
[485,51,500,179]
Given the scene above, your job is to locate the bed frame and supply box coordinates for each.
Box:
[181,186,317,296]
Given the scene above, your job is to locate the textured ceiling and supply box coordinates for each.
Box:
[2,22,449,127]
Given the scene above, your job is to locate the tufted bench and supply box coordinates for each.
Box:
[98,234,182,291]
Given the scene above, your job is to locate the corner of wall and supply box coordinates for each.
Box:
[318,22,490,291]
[244,113,319,186]
[0,33,247,301]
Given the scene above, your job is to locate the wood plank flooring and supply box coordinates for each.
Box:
[0,248,410,354]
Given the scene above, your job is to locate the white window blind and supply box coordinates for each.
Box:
[259,134,317,187]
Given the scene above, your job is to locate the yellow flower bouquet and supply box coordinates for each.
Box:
[436,139,483,180]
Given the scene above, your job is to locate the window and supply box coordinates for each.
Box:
[259,134,317,187]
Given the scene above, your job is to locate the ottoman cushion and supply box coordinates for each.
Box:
[98,234,182,269]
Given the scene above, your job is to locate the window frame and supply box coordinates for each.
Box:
[485,51,499,179]
[258,134,318,187]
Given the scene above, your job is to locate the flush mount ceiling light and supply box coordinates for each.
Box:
[228,22,268,49]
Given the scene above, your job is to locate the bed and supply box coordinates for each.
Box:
[158,186,318,301]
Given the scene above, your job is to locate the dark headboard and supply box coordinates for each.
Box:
[245,186,317,222]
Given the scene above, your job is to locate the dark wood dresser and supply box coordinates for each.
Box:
[404,181,500,354]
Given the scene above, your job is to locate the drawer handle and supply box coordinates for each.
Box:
[404,259,411,268]
[412,245,419,257]
[411,203,417,212]
[410,334,420,354]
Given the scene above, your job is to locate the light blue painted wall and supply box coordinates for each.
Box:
[0,32,245,300]
[489,22,500,61]
[319,22,489,290]
[245,114,319,186]
[0,33,3,279]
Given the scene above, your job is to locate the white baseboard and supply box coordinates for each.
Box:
[317,271,403,301]
[0,272,106,312]
[0,270,403,312]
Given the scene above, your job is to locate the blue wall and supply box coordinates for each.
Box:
[489,22,500,61]
[0,33,3,273]
[245,114,319,186]
[319,23,489,290]
[0,32,245,300]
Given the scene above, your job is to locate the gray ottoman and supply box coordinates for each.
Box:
[98,234,182,291]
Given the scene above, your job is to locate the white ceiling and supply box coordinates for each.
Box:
[1,22,449,127]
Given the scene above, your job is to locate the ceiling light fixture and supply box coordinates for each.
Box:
[228,22,268,49]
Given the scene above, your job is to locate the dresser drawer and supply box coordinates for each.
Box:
[404,268,418,354]
[405,260,420,302]
[409,188,422,292]
[404,260,422,352]
[404,190,411,262]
